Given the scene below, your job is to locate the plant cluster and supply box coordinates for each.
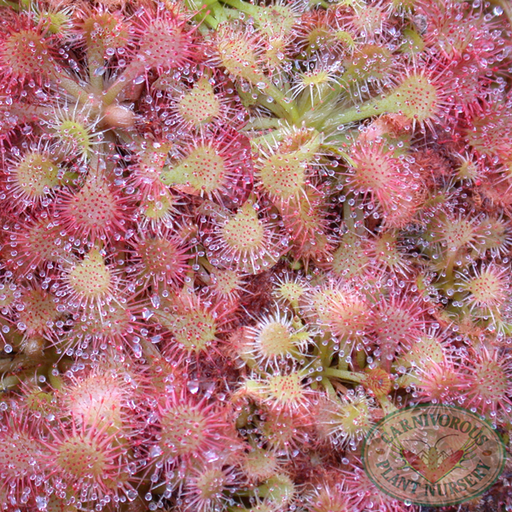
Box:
[0,0,511,511]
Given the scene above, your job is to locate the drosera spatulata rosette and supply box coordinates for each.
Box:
[0,0,511,510]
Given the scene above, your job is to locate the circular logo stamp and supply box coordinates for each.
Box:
[362,404,506,507]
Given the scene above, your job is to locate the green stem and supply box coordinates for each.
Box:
[0,352,35,373]
[250,127,288,148]
[355,349,366,370]
[323,74,436,132]
[0,0,19,10]
[139,337,164,363]
[443,251,457,283]
[243,116,283,131]
[209,3,227,25]
[203,12,220,28]
[323,366,365,384]
[324,99,385,130]
[187,0,225,26]
[198,256,214,274]
[296,82,340,118]
[289,299,300,314]
[0,375,20,391]
[317,337,334,368]
[322,377,337,398]
[338,358,349,371]
[9,102,53,124]
[48,371,64,391]
[190,0,223,8]
[103,60,144,105]
[377,394,398,415]
[220,0,260,17]
[260,82,299,124]
[397,373,420,389]
[303,78,398,131]
[87,47,105,93]
[342,195,366,236]
[86,151,101,179]
[380,342,397,373]
[343,195,355,231]
[51,69,90,103]
[498,322,512,336]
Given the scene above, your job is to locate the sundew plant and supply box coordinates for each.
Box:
[0,0,511,511]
